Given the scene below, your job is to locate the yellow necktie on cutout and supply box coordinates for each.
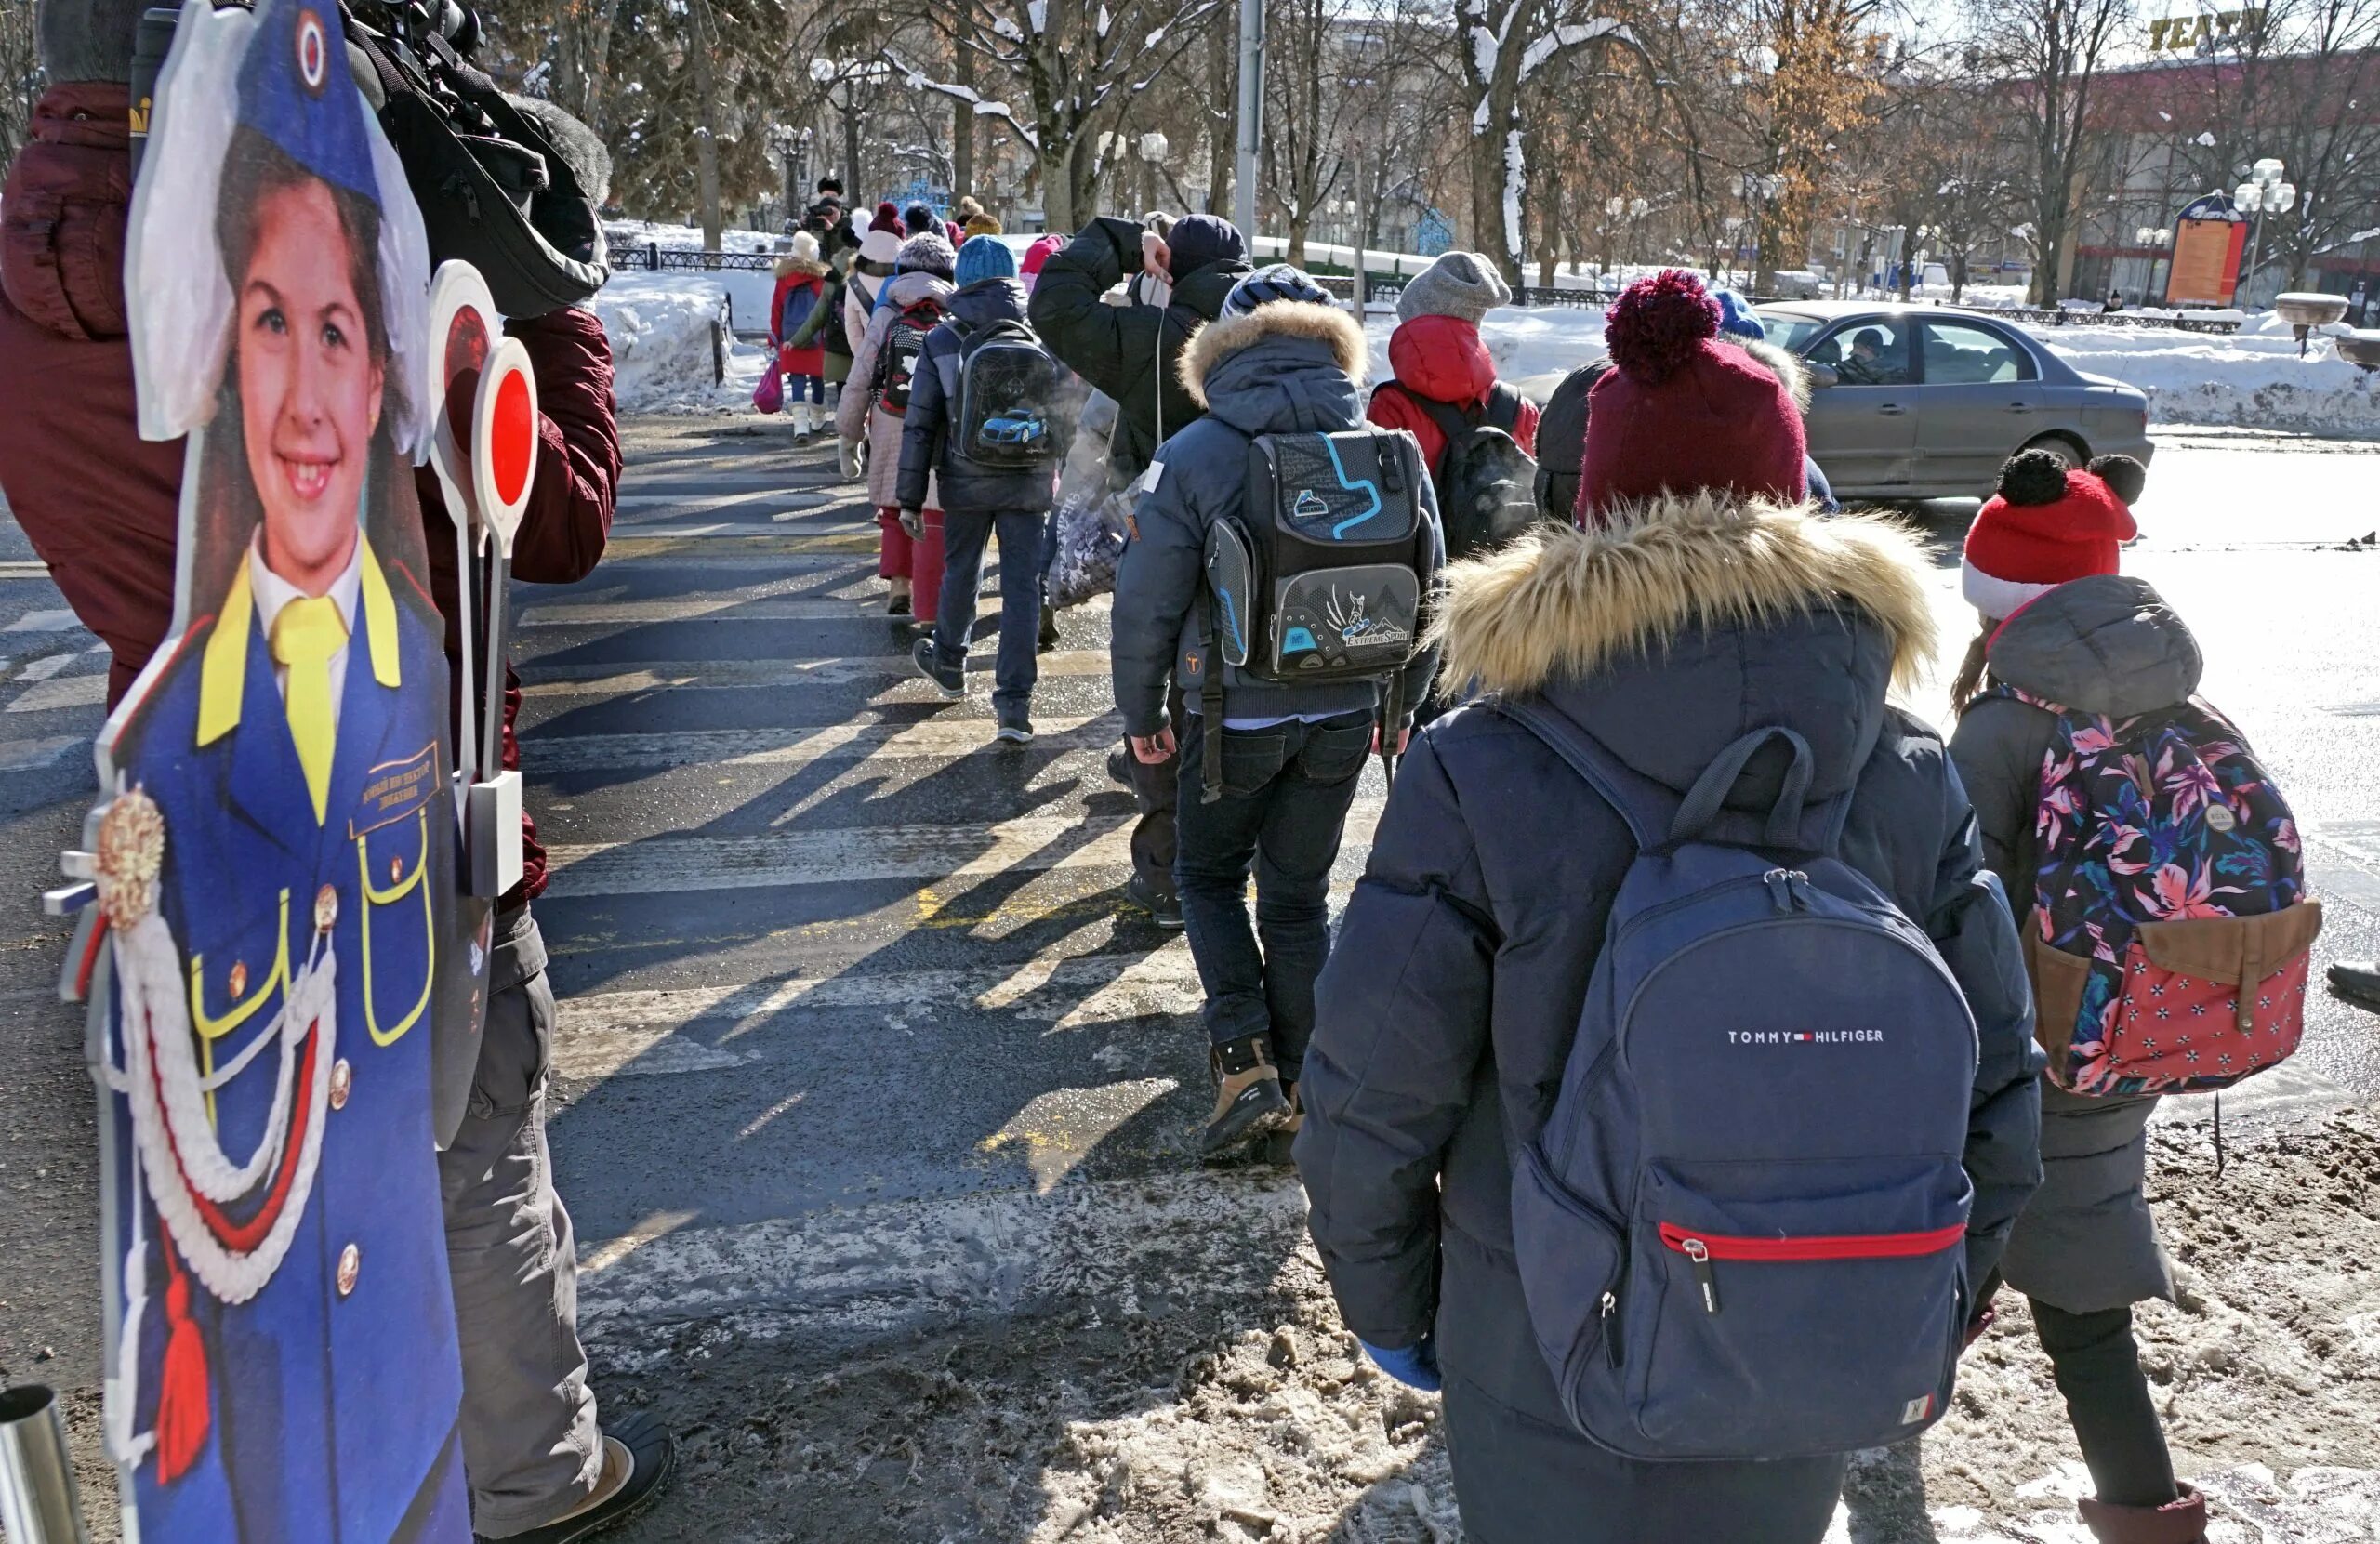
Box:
[270,596,348,825]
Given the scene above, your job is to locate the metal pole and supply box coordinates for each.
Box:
[1352,150,1367,311]
[0,1386,89,1544]
[2246,207,2267,307]
[1233,0,1264,239]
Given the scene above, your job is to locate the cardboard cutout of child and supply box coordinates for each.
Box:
[73,0,480,1536]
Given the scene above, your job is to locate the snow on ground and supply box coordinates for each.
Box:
[588,272,764,414]
[2035,323,2380,437]
[588,1110,2380,1541]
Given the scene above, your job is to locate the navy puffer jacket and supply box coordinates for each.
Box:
[895,276,1062,516]
[1296,495,2043,1541]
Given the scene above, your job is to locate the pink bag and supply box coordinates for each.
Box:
[752,367,784,415]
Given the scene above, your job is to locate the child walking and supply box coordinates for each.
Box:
[1949,449,2318,1544]
[838,233,957,621]
[769,231,831,440]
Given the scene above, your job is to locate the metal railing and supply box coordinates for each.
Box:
[608,241,778,273]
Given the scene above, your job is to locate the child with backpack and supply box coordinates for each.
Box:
[1296,270,2043,1544]
[836,232,956,621]
[1111,264,1444,1161]
[768,231,831,440]
[1366,250,1543,563]
[1948,450,2320,1544]
[899,236,1066,744]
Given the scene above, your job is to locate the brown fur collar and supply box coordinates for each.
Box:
[774,255,829,279]
[1179,302,1368,407]
[1434,493,1938,696]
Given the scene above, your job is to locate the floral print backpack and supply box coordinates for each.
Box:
[2001,684,2324,1097]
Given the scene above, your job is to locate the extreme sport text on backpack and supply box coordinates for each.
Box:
[1384,381,1540,560]
[1498,705,1980,1462]
[1998,684,2322,1098]
[875,298,945,413]
[953,321,1066,469]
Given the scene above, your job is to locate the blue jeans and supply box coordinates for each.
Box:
[1173,710,1372,1082]
[932,507,1047,712]
[786,372,825,404]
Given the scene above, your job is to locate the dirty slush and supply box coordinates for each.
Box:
[562,1109,2380,1544]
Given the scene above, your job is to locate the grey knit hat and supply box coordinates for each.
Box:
[38,0,147,84]
[896,231,958,281]
[1395,250,1514,325]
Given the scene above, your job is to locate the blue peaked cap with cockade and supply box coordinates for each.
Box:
[236,0,378,201]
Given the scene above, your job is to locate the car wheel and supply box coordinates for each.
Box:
[2017,431,2087,470]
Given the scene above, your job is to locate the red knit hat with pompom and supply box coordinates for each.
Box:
[1575,270,1806,522]
[869,201,904,236]
[1961,450,2144,616]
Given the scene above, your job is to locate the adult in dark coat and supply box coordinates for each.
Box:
[1029,211,1252,926]
[1530,360,1606,523]
[1296,271,2042,1544]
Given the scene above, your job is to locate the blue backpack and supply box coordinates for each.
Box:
[1500,702,1981,1461]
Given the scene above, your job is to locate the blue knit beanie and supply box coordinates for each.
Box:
[1712,288,1766,341]
[955,235,1018,287]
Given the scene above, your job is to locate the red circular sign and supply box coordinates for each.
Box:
[491,369,534,508]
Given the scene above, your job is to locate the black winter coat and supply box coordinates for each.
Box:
[1531,361,1605,521]
[895,277,1059,516]
[1296,495,2043,1543]
[1025,216,1249,482]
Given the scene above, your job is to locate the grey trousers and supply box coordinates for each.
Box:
[437,906,602,1537]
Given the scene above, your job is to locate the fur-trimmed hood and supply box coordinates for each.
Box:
[1435,493,1940,800]
[774,253,828,280]
[1179,302,1369,437]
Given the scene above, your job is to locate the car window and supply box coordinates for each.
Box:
[1760,314,1824,353]
[1921,320,2033,385]
[1807,320,1911,386]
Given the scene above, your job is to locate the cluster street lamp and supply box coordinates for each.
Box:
[2135,224,2173,305]
[2233,158,2296,303]
[1740,171,1785,286]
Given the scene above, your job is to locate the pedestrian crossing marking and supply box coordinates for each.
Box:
[514,649,1118,700]
[522,716,1112,773]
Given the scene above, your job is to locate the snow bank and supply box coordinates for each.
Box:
[2036,325,2380,436]
[588,272,765,414]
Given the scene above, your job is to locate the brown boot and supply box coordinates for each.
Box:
[1259,1081,1303,1167]
[1201,1036,1291,1161]
[2078,1484,2209,1544]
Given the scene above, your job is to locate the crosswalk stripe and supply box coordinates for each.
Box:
[605,528,879,551]
[7,674,104,712]
[515,649,1117,698]
[517,596,1010,626]
[551,950,1205,1079]
[522,715,1113,772]
[540,798,1388,899]
[615,487,844,511]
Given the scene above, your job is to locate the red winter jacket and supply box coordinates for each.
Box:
[0,86,188,707]
[0,84,620,905]
[1364,313,1541,474]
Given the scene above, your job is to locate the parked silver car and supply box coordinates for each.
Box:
[1758,302,2154,500]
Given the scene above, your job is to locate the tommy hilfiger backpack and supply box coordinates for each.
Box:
[1500,704,1980,1461]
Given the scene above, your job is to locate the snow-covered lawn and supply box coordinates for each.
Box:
[588,272,766,415]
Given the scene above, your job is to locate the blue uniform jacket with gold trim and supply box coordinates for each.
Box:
[106,543,468,1544]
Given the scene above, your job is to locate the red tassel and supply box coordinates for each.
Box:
[154,1243,210,1484]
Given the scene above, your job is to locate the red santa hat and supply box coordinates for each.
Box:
[1961,450,2146,616]
[1576,270,1807,522]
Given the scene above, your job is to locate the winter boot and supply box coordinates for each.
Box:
[837,436,864,480]
[1260,1082,1303,1167]
[1038,603,1061,653]
[2078,1484,2209,1544]
[2330,960,2380,1012]
[1201,1035,1292,1160]
[789,402,813,439]
[886,576,912,617]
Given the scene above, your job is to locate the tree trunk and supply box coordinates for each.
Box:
[1468,95,1524,282]
[1208,15,1234,215]
[953,41,975,202]
[691,0,721,251]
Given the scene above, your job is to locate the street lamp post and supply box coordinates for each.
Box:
[2233,158,2297,307]
[1138,131,1168,223]
[1740,171,1784,289]
[767,124,800,230]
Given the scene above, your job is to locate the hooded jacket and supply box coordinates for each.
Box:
[1109,301,1444,737]
[1948,574,2200,1314]
[0,85,619,905]
[844,225,906,352]
[839,269,954,508]
[769,250,829,376]
[1365,313,1542,474]
[1027,217,1250,482]
[895,277,1059,516]
[1296,496,2042,1536]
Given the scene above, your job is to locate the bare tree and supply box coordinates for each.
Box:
[1,0,36,172]
[1460,0,1640,280]
[1969,0,2135,302]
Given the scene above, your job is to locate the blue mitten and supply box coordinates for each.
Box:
[1361,1336,1442,1393]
